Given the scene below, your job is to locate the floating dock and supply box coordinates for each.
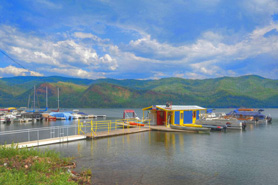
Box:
[86,127,149,139]
[90,115,106,118]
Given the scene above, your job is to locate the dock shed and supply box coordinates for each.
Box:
[142,104,206,126]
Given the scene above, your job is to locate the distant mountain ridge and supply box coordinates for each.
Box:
[0,75,277,108]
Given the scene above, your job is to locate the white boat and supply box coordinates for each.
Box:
[170,124,210,133]
[197,111,246,130]
[71,109,86,119]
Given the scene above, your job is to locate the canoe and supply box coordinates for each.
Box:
[170,124,210,133]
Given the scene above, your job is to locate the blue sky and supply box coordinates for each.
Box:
[0,0,277,79]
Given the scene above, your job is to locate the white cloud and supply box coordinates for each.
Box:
[0,25,119,74]
[0,65,43,77]
[185,72,206,79]
[242,0,278,16]
[74,32,110,42]
[44,67,105,79]
[125,22,278,78]
[149,71,168,80]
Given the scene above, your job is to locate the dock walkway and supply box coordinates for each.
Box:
[2,120,209,148]
[4,135,86,148]
[86,127,149,139]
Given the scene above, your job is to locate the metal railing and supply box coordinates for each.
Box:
[78,119,151,136]
[0,125,78,145]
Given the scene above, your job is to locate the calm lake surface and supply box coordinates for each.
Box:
[1,108,278,184]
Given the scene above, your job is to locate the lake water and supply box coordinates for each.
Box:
[1,108,278,184]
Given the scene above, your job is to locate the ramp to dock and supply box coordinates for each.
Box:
[4,135,86,148]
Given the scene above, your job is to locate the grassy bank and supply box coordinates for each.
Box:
[0,144,91,185]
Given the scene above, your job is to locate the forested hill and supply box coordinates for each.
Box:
[0,75,277,108]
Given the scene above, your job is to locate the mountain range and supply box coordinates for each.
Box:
[0,75,277,108]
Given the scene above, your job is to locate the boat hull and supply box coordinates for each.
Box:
[196,119,245,130]
[170,124,210,133]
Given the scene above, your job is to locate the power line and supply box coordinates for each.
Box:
[0,49,32,74]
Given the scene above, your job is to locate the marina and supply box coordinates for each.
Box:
[0,107,277,185]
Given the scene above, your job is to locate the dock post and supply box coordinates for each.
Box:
[90,120,93,137]
[78,120,80,135]
[85,122,87,134]
[107,121,110,134]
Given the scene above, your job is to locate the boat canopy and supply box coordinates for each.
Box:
[0,109,9,112]
[39,107,48,112]
[227,109,265,118]
[123,110,137,119]
[49,112,73,120]
[78,112,88,115]
[206,109,213,113]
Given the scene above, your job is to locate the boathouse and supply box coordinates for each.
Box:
[142,104,206,126]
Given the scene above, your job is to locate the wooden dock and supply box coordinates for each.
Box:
[86,127,150,139]
[4,135,86,148]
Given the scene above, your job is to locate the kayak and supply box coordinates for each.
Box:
[129,122,145,127]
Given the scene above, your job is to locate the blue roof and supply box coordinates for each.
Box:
[227,109,265,118]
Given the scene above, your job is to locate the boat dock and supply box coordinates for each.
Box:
[86,127,149,139]
[1,118,212,148]
[4,135,86,148]
[90,114,107,118]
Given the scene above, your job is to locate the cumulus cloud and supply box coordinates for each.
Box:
[0,65,43,77]
[126,22,278,78]
[0,26,118,74]
[44,67,105,79]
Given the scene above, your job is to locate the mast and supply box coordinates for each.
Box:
[33,85,36,111]
[46,86,48,108]
[28,95,30,109]
[57,87,60,110]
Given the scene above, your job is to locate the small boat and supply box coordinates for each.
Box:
[49,112,73,120]
[21,112,43,122]
[123,110,140,120]
[197,110,246,130]
[42,113,57,121]
[170,124,210,133]
[129,122,144,126]
[226,108,272,123]
[201,124,227,131]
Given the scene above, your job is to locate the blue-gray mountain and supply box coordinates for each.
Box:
[0,75,277,108]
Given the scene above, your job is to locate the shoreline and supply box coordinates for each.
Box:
[0,144,91,184]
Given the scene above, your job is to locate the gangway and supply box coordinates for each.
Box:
[78,119,151,139]
[0,125,85,148]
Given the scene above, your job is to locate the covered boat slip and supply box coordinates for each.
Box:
[142,105,206,127]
